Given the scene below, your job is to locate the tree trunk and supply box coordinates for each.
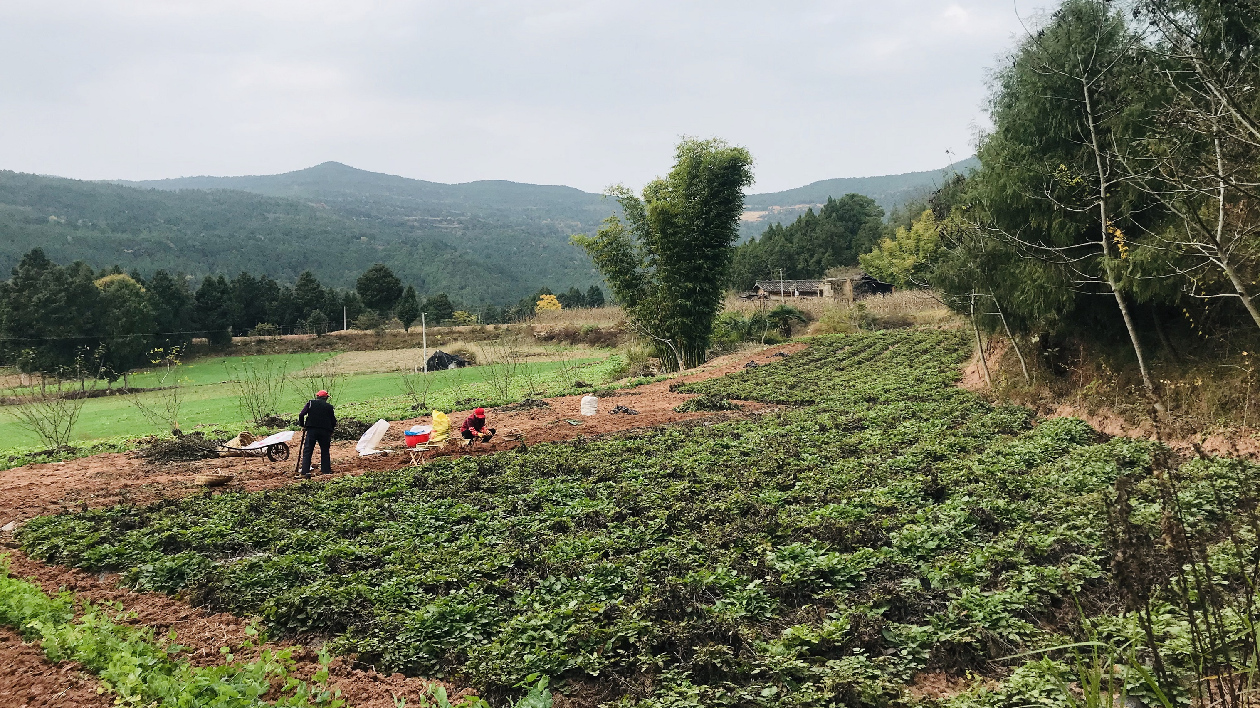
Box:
[1151,304,1181,365]
[991,292,1030,383]
[1083,80,1166,417]
[971,293,992,387]
[1210,136,1260,329]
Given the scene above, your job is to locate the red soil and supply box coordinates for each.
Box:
[0,343,802,706]
[0,627,110,708]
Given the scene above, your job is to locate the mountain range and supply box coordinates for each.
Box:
[0,159,976,304]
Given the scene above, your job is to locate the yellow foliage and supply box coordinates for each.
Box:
[535,294,562,312]
[451,311,478,325]
[93,273,144,291]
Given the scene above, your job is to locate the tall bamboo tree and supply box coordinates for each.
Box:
[575,138,754,370]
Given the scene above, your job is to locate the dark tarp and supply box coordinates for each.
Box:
[426,350,469,371]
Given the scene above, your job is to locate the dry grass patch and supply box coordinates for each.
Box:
[528,306,624,328]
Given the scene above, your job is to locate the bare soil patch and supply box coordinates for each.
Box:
[0,626,110,708]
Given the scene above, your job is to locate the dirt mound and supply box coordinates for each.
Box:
[257,415,293,428]
[332,417,373,441]
[674,394,740,412]
[497,398,550,412]
[134,433,221,463]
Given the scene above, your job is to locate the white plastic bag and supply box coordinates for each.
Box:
[356,419,390,456]
[580,395,598,416]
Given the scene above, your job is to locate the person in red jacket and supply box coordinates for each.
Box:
[460,407,496,444]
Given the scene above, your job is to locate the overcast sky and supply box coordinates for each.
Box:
[0,1,1036,193]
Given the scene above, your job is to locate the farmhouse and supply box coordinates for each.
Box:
[752,270,892,302]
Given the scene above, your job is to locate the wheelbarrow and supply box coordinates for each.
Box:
[219,430,294,462]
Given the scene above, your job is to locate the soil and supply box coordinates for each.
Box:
[0,627,110,708]
[906,671,992,701]
[960,336,1010,389]
[0,342,803,705]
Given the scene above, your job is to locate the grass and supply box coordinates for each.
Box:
[0,350,614,451]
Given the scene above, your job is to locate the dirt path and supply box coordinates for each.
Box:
[0,342,802,706]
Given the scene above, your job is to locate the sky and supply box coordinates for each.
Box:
[0,1,1035,193]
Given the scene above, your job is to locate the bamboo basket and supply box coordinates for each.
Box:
[194,473,235,487]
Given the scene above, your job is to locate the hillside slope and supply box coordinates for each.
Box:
[119,161,611,223]
[1,159,974,302]
[738,156,978,239]
[0,170,601,303]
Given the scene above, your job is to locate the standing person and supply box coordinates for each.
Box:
[460,407,496,445]
[297,390,337,478]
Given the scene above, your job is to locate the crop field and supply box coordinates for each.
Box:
[13,330,1260,706]
[0,350,612,452]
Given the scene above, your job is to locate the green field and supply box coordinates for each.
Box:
[22,330,1257,706]
[0,351,613,451]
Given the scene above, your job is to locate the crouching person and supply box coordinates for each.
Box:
[460,407,496,445]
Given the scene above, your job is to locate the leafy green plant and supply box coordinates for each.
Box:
[0,556,345,707]
[673,394,740,412]
[20,331,1260,706]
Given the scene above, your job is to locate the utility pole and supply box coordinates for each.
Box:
[779,268,785,302]
[421,313,427,373]
[343,306,347,332]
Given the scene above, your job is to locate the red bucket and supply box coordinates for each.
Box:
[405,431,431,447]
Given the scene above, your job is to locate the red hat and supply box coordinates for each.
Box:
[317,390,329,398]
[474,407,485,417]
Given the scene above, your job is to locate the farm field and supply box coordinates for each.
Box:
[14,329,1256,706]
[0,349,612,451]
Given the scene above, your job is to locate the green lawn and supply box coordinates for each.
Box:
[0,353,613,451]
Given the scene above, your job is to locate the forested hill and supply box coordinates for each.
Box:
[117,161,611,223]
[0,169,603,304]
[0,160,970,303]
[738,157,978,240]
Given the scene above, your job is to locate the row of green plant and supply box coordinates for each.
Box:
[0,436,135,473]
[0,556,555,708]
[20,331,1260,705]
[0,556,347,707]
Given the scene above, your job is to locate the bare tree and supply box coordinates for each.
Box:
[227,357,290,426]
[127,346,186,434]
[979,2,1167,414]
[1119,1,1260,328]
[397,358,434,413]
[10,376,94,449]
[298,357,347,403]
[480,339,525,402]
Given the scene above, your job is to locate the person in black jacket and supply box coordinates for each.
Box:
[296,390,336,478]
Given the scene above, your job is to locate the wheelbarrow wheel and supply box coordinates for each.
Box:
[267,442,290,462]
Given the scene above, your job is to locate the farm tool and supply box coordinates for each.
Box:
[218,430,294,462]
[292,428,307,478]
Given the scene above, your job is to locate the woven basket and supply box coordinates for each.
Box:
[194,473,235,487]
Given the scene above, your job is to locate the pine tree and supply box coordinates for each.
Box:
[397,285,420,331]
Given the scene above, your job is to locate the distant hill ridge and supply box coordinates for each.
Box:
[737,157,978,239]
[744,157,978,210]
[0,159,975,304]
[117,161,606,215]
